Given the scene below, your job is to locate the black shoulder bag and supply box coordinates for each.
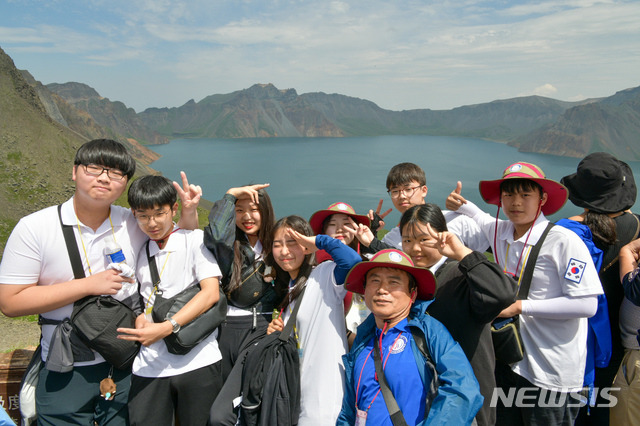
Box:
[147,241,227,355]
[491,222,554,365]
[58,205,140,370]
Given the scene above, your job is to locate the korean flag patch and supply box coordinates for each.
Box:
[564,258,586,283]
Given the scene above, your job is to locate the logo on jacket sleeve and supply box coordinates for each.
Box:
[564,258,586,283]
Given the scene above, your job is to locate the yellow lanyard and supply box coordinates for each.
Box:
[75,210,118,276]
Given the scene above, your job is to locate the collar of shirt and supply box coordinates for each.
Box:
[252,239,263,260]
[148,224,180,257]
[499,213,549,245]
[428,256,448,275]
[62,197,125,236]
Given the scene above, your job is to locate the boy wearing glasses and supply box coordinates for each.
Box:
[117,175,223,425]
[373,162,486,252]
[0,139,200,425]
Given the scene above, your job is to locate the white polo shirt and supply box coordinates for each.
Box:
[282,261,348,426]
[132,228,223,378]
[458,201,603,391]
[0,198,145,365]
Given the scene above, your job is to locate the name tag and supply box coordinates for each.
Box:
[355,408,367,426]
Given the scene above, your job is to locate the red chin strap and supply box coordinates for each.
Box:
[493,201,542,275]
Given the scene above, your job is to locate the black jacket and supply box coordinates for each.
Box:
[427,252,517,426]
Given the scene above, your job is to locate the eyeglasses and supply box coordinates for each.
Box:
[82,164,126,180]
[135,210,171,224]
[387,186,421,199]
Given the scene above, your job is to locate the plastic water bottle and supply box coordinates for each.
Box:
[104,239,126,264]
[104,239,135,281]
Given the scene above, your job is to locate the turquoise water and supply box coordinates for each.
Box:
[150,136,640,226]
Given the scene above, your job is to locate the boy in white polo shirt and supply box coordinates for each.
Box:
[447,162,603,425]
[117,175,223,426]
[0,139,201,425]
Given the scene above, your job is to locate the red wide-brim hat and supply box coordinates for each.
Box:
[345,249,436,301]
[479,162,568,215]
[309,202,370,235]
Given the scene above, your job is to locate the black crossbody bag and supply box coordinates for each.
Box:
[146,241,227,355]
[491,222,554,365]
[58,205,140,370]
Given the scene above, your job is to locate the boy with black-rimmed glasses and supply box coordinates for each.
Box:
[0,139,201,425]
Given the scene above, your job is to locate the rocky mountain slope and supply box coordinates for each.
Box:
[46,81,169,146]
[138,83,589,142]
[512,86,640,159]
[0,46,160,255]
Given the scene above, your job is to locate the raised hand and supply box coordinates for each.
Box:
[445,181,467,211]
[424,223,472,261]
[173,171,202,211]
[344,222,375,247]
[287,228,317,254]
[368,199,392,232]
[227,183,270,205]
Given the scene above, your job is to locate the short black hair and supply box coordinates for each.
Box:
[74,139,136,179]
[128,175,176,210]
[400,204,448,237]
[386,162,426,190]
[500,178,544,197]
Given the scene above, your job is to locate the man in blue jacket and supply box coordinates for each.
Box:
[337,249,483,425]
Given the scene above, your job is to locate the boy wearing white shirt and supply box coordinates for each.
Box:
[117,175,223,426]
[447,162,603,426]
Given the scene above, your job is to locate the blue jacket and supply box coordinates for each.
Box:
[555,219,612,392]
[337,301,483,426]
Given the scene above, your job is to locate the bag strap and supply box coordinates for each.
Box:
[601,213,640,274]
[58,204,86,279]
[146,240,162,289]
[409,326,439,417]
[517,222,554,300]
[280,287,306,342]
[373,334,409,426]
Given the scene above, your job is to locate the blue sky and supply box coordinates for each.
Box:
[1,0,639,113]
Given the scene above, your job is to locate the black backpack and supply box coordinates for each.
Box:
[240,289,306,426]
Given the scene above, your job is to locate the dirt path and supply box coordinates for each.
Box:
[0,315,40,352]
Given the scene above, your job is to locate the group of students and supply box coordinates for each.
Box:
[0,138,638,426]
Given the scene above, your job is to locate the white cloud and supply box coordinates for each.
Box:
[2,0,638,111]
[533,84,559,97]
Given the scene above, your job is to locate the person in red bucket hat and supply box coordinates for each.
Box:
[446,161,604,425]
[310,202,372,344]
[337,249,483,426]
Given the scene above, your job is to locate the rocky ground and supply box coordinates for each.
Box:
[0,314,39,352]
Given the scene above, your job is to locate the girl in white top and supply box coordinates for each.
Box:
[266,215,362,426]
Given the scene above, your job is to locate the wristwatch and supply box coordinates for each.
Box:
[167,316,181,334]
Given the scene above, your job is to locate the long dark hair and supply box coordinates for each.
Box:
[227,187,275,294]
[583,211,617,246]
[266,215,316,310]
